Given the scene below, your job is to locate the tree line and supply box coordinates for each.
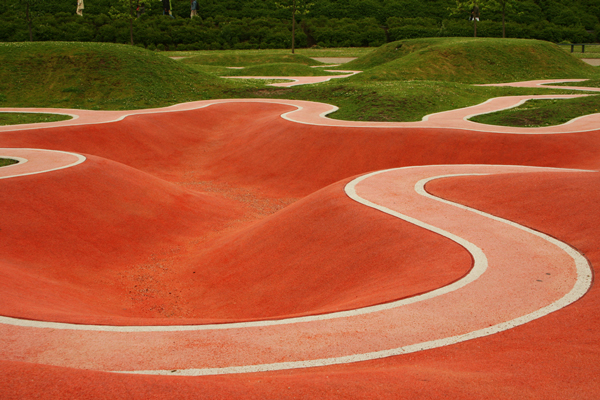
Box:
[1,0,597,49]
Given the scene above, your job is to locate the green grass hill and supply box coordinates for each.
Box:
[346,38,599,84]
[0,42,226,110]
[0,40,598,124]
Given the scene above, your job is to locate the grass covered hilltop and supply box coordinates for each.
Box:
[0,38,598,124]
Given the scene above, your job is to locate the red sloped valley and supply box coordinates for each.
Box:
[1,101,600,399]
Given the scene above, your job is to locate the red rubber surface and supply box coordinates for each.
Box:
[1,99,600,398]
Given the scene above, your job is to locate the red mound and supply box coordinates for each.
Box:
[4,170,597,400]
[2,101,600,398]
[0,155,247,322]
[178,177,472,321]
[4,103,600,197]
[0,158,472,324]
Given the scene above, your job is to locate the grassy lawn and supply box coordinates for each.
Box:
[0,39,599,124]
[470,95,600,127]
[0,41,225,110]
[0,112,72,126]
[560,44,600,59]
[179,53,323,66]
[553,79,600,88]
[199,63,348,77]
[348,38,599,83]
[235,79,561,122]
[0,158,18,167]
[168,47,374,59]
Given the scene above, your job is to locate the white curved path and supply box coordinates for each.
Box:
[0,164,592,375]
[480,79,600,92]
[1,79,599,134]
[0,80,597,375]
[0,148,85,179]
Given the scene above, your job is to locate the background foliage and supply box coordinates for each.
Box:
[0,0,598,49]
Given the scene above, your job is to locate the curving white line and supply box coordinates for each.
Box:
[0,168,489,332]
[0,148,86,179]
[0,78,598,133]
[479,79,600,93]
[1,94,599,134]
[0,165,593,376]
[121,165,594,375]
[461,96,592,122]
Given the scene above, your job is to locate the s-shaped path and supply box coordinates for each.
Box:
[0,164,592,376]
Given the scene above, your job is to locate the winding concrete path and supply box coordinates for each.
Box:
[480,79,600,92]
[0,148,85,179]
[0,163,592,375]
[0,80,599,395]
[1,79,600,134]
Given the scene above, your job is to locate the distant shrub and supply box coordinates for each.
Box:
[1,0,598,51]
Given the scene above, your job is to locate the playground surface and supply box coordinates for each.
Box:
[1,79,600,399]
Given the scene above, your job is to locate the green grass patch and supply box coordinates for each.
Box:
[0,158,18,167]
[0,41,231,110]
[0,112,72,126]
[231,79,581,122]
[552,79,600,88]
[180,53,322,67]
[346,38,598,84]
[470,95,600,127]
[169,47,374,59]
[560,44,600,59]
[219,63,347,77]
[1,40,599,124]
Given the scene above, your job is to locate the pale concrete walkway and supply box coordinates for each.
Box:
[0,164,590,376]
[2,79,599,134]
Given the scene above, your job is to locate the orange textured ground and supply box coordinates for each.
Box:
[1,96,600,398]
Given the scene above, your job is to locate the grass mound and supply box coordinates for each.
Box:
[0,41,595,123]
[347,38,599,84]
[0,42,227,110]
[180,53,322,67]
[470,95,600,127]
[220,63,345,77]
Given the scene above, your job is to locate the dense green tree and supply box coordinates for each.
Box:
[275,0,312,53]
[1,0,598,48]
[451,0,483,36]
[484,0,520,37]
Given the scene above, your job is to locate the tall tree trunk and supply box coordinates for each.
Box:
[26,1,32,41]
[291,0,296,54]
